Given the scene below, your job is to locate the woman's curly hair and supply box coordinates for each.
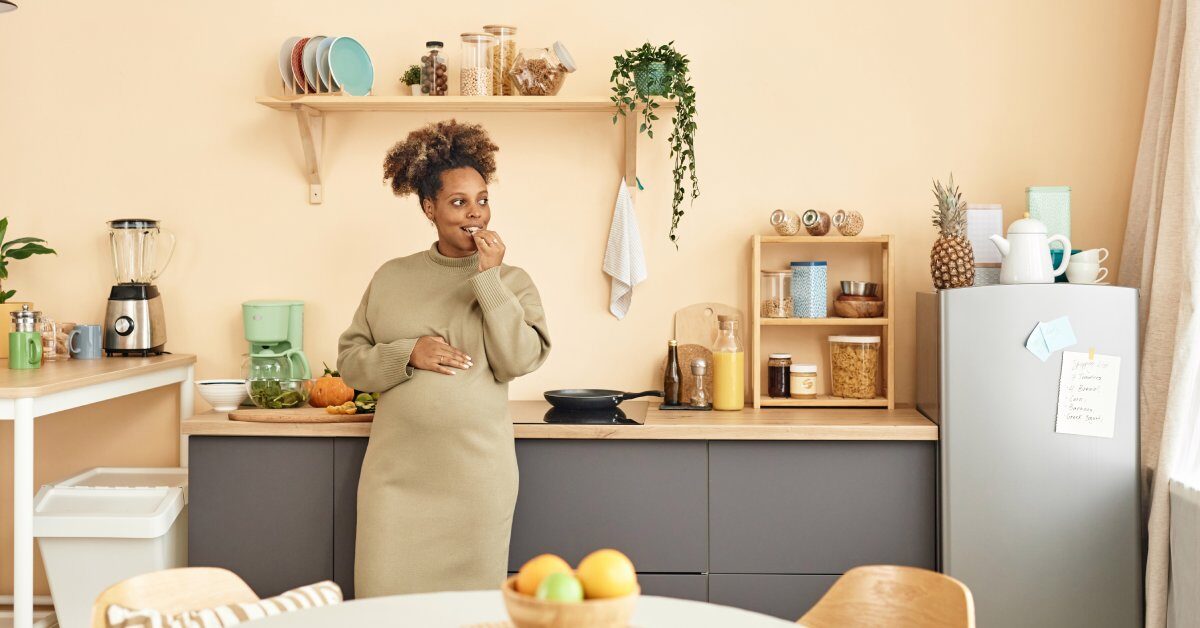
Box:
[382,119,499,202]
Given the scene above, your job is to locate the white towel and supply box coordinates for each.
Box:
[602,178,648,320]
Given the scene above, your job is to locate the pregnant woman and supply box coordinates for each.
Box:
[338,120,551,596]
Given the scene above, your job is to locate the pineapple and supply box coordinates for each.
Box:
[929,175,975,289]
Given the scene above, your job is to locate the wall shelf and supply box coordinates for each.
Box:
[255,95,678,204]
[751,234,896,409]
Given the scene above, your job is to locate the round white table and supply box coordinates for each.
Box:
[247,591,796,627]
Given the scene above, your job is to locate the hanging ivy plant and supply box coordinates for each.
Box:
[610,42,698,245]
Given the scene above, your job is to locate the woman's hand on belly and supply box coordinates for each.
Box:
[409,336,473,375]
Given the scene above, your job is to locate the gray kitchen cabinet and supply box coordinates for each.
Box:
[508,440,708,573]
[333,438,369,599]
[709,441,936,574]
[188,436,334,597]
[636,575,708,602]
[709,574,837,621]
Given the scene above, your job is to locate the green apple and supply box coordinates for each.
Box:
[536,572,584,602]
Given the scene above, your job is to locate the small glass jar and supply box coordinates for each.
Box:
[689,358,711,408]
[482,25,518,95]
[420,41,448,96]
[790,364,818,399]
[770,209,801,236]
[828,336,880,399]
[767,354,792,398]
[761,270,792,318]
[460,33,495,96]
[509,41,577,96]
[36,315,68,361]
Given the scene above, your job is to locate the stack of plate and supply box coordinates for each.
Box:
[278,35,374,97]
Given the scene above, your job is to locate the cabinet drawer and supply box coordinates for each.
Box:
[637,574,707,602]
[709,441,935,574]
[709,574,837,621]
[509,441,707,573]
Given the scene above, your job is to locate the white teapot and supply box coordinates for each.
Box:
[989,214,1071,284]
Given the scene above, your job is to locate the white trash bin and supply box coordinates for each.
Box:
[33,467,188,628]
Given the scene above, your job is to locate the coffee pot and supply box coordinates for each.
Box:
[990,214,1071,284]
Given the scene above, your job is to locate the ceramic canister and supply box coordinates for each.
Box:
[790,261,828,318]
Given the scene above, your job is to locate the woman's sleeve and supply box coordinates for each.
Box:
[337,279,419,393]
[469,266,551,383]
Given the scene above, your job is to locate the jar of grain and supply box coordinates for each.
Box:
[482,25,517,95]
[770,209,801,236]
[459,33,495,96]
[767,354,792,398]
[420,41,448,96]
[760,270,792,318]
[828,336,880,399]
[509,41,577,96]
[789,364,818,399]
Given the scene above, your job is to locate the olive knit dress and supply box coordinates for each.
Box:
[337,244,551,597]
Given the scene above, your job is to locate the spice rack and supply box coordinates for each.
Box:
[750,234,895,409]
[256,95,677,204]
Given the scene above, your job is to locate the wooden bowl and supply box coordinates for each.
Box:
[501,575,639,628]
[833,299,885,318]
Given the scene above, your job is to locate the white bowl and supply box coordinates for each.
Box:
[197,379,249,412]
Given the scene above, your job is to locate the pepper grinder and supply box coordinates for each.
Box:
[689,358,712,409]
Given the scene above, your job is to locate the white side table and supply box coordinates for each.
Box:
[0,354,196,628]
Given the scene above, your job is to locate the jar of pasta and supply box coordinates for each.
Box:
[482,25,517,95]
[509,41,577,96]
[828,336,879,399]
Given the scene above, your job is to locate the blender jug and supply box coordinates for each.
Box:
[108,219,176,284]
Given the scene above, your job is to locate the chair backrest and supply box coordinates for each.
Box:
[799,565,975,628]
[91,567,259,628]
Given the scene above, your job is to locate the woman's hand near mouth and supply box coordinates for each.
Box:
[474,230,505,271]
[410,336,473,375]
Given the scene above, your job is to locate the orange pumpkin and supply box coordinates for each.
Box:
[310,363,355,408]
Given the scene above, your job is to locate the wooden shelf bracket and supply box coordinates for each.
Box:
[294,104,324,204]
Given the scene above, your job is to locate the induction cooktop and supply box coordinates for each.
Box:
[508,401,648,425]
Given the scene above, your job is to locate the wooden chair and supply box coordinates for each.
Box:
[91,567,258,628]
[799,565,975,628]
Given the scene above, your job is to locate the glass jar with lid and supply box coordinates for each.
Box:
[460,32,496,96]
[420,41,448,96]
[508,41,577,96]
[761,270,792,318]
[828,336,880,399]
[767,354,792,398]
[790,364,818,399]
[482,25,517,95]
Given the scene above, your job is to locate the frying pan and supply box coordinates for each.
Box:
[544,389,663,411]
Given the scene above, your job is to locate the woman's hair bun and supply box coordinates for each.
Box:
[382,119,499,201]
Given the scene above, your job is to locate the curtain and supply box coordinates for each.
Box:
[1119,0,1200,625]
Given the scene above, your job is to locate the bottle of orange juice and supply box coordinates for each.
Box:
[712,315,745,411]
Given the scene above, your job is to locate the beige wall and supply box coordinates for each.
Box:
[0,0,1156,595]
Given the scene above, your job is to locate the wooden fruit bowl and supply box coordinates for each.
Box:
[833,298,885,318]
[501,575,639,628]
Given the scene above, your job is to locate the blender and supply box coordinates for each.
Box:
[104,219,175,356]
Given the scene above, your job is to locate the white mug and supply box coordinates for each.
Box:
[1070,248,1109,264]
[1066,262,1108,284]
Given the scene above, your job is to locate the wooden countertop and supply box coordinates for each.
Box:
[182,402,937,441]
[0,354,196,398]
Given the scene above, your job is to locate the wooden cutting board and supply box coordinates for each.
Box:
[229,407,374,423]
[674,302,743,348]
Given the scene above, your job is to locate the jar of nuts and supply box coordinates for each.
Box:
[508,41,577,96]
[460,32,496,96]
[482,24,517,95]
[828,335,880,399]
[420,41,448,96]
[761,270,792,318]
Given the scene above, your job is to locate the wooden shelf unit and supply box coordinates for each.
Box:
[255,95,677,204]
[751,234,895,409]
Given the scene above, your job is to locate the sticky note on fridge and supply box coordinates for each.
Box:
[1041,316,1077,352]
[1025,324,1051,361]
[1055,351,1120,438]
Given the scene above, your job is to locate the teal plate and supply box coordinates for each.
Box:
[329,36,373,96]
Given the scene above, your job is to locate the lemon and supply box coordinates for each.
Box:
[516,554,572,596]
[575,549,637,599]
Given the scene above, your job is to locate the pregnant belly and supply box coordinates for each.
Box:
[378,367,510,433]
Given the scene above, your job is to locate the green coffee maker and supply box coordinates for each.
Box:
[242,300,312,381]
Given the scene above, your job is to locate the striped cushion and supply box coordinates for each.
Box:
[106,580,342,628]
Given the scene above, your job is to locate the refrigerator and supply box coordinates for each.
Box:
[916,284,1142,627]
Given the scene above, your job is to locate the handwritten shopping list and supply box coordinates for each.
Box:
[1055,351,1121,438]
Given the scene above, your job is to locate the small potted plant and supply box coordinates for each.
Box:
[610,42,698,245]
[402,64,423,96]
[0,217,56,358]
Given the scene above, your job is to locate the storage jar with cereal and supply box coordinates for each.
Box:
[760,270,792,318]
[459,32,495,96]
[508,41,576,96]
[482,25,517,95]
[828,335,880,399]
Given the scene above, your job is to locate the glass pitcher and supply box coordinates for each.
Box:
[108,219,176,284]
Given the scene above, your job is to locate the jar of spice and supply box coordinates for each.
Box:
[760,270,792,318]
[420,41,448,96]
[790,364,818,399]
[828,336,880,399]
[460,33,496,96]
[482,25,517,95]
[508,41,576,96]
[767,354,792,398]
